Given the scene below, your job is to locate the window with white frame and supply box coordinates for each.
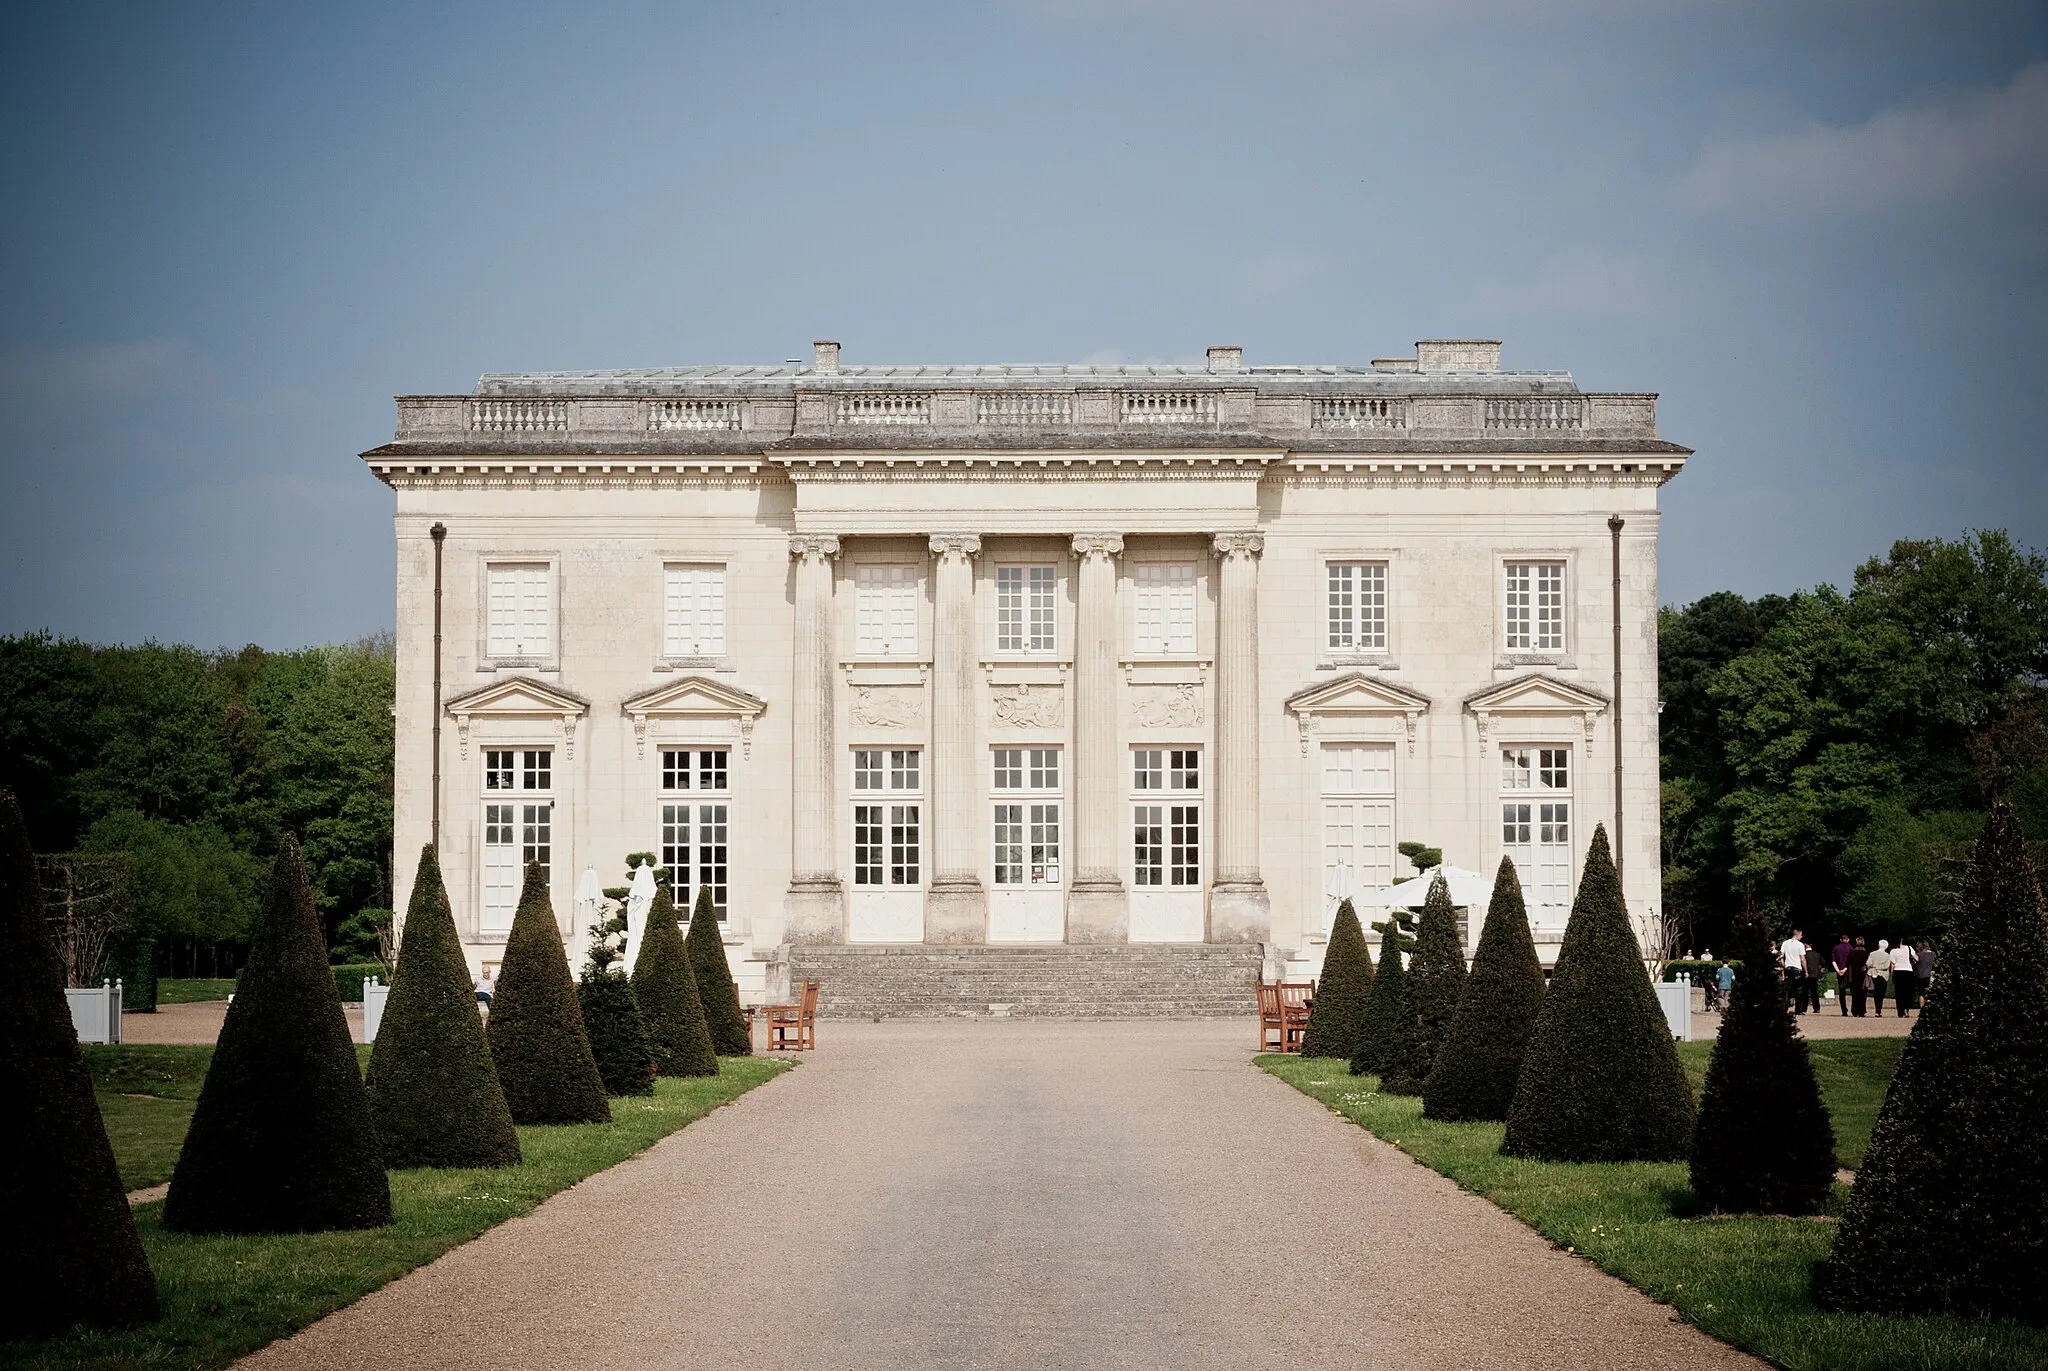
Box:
[854,564,919,656]
[1504,562,1565,652]
[1500,745,1572,920]
[992,747,1062,886]
[995,564,1057,654]
[852,748,921,886]
[486,563,552,660]
[1327,562,1388,653]
[663,564,726,658]
[659,748,731,918]
[1132,747,1200,887]
[482,748,553,932]
[1133,563,1197,656]
[1322,743,1395,933]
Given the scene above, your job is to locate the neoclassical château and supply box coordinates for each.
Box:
[365,339,1689,1005]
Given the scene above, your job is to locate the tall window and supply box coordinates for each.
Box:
[486,563,551,660]
[1132,747,1201,887]
[659,748,731,917]
[1322,743,1394,933]
[1504,562,1565,652]
[996,565,1057,654]
[663,564,726,658]
[482,748,552,933]
[1133,563,1197,655]
[854,564,918,655]
[853,748,921,887]
[1501,746,1571,923]
[1327,562,1388,652]
[992,747,1062,886]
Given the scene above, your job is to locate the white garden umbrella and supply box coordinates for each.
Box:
[623,859,657,975]
[1375,864,1495,909]
[574,865,602,921]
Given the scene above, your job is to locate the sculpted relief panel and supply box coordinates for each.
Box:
[991,682,1064,729]
[849,686,925,729]
[1130,683,1203,728]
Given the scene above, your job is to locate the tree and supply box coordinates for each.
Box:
[1689,905,1835,1214]
[1386,874,1467,1093]
[576,882,656,1095]
[1398,840,1442,873]
[630,886,717,1078]
[685,885,750,1056]
[487,862,611,1125]
[0,788,158,1332]
[163,835,391,1233]
[1424,858,1547,1122]
[1814,804,2048,1319]
[1502,825,1696,1162]
[1297,900,1374,1059]
[365,846,521,1169]
[1351,909,1414,1080]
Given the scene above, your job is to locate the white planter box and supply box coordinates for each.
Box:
[362,977,389,1042]
[1654,978,1694,1042]
[66,980,124,1044]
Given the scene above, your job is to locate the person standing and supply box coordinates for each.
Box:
[1848,936,1869,1017]
[1781,929,1809,1014]
[1804,940,1826,1014]
[1914,938,1936,1006]
[1831,933,1853,1016]
[1869,939,1891,1017]
[1890,938,1919,1015]
[1715,958,1735,1014]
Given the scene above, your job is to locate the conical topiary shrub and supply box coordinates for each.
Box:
[488,862,610,1125]
[1423,857,1547,1122]
[579,971,657,1096]
[1814,804,2048,1320]
[1298,899,1374,1059]
[1351,910,1414,1079]
[0,789,158,1333]
[1384,873,1468,1094]
[685,885,749,1056]
[1691,905,1835,1214]
[164,835,391,1233]
[1502,824,1695,1162]
[366,846,521,1168]
[630,886,716,1078]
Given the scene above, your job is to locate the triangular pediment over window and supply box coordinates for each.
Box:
[620,676,768,759]
[444,676,590,758]
[1283,672,1433,754]
[1464,672,1609,747]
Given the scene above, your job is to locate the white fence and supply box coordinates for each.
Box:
[1654,978,1695,1041]
[66,980,123,1044]
[361,976,389,1042]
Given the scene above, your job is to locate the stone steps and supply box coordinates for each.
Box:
[785,943,1264,1019]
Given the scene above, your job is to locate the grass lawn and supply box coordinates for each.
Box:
[152,979,238,1004]
[3,1052,793,1371]
[1263,1046,2047,1371]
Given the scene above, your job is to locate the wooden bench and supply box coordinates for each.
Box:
[763,979,820,1052]
[1278,981,1315,1054]
[1257,979,1286,1053]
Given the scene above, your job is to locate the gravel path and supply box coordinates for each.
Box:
[239,1021,1757,1371]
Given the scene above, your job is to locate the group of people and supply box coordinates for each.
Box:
[1694,929,1935,1018]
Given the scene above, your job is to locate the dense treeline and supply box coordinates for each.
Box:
[1662,532,2048,956]
[0,631,395,973]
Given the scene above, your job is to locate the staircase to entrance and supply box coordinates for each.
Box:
[785,943,1265,1019]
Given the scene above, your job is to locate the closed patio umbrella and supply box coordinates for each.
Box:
[623,859,657,976]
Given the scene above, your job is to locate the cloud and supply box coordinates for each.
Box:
[1674,60,2048,220]
[1470,248,1668,319]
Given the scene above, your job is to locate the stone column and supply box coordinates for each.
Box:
[925,533,987,943]
[1067,533,1128,942]
[785,534,844,943]
[1209,531,1270,943]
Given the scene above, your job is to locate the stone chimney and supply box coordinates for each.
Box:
[1206,345,1243,373]
[813,339,841,373]
[1414,339,1501,372]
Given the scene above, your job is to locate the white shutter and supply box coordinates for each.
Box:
[856,565,917,655]
[665,564,726,657]
[1136,564,1195,655]
[488,564,550,659]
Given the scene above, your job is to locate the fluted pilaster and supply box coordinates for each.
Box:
[785,533,844,943]
[1068,532,1128,943]
[1209,531,1269,943]
[925,532,987,943]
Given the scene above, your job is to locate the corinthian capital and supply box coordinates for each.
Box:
[1070,532,1125,560]
[1211,531,1265,559]
[788,533,841,561]
[928,532,982,559]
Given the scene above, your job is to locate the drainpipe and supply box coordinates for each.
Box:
[431,522,447,852]
[1608,514,1625,890]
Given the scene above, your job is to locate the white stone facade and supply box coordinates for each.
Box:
[367,340,1688,999]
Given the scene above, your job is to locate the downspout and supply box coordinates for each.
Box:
[431,522,447,853]
[1608,514,1625,890]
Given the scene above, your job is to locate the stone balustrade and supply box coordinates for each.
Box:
[837,394,931,425]
[650,399,743,431]
[470,399,568,432]
[1312,397,1408,430]
[1484,396,1586,431]
[1120,391,1217,425]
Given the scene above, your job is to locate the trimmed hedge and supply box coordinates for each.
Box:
[1690,905,1835,1214]
[630,886,717,1078]
[164,835,392,1234]
[1501,824,1695,1162]
[1814,803,2048,1320]
[1298,899,1374,1059]
[331,962,387,1002]
[685,886,750,1056]
[365,846,521,1169]
[1385,874,1467,1094]
[487,862,611,1126]
[1423,857,1547,1122]
[0,788,159,1333]
[1351,909,1414,1080]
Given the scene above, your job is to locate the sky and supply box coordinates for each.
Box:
[2,0,2044,649]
